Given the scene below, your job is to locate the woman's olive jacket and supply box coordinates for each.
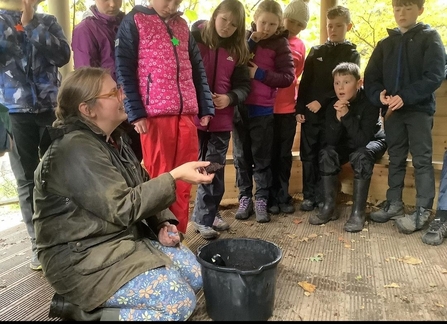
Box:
[33,119,179,312]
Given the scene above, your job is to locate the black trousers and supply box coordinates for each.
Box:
[300,122,325,201]
[192,130,230,226]
[384,110,434,208]
[319,139,387,179]
[233,106,273,200]
[9,110,56,240]
[270,113,296,205]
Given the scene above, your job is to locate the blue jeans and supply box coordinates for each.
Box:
[103,241,202,321]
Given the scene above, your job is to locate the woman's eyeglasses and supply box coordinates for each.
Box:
[93,84,124,103]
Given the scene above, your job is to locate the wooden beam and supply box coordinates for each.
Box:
[47,0,73,79]
[320,0,337,44]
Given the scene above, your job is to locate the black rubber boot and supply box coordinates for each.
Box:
[309,175,339,225]
[344,178,371,232]
[49,293,104,321]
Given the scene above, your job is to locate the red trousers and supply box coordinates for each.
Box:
[140,115,198,233]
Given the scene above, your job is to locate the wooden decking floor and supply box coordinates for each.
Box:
[1,194,447,321]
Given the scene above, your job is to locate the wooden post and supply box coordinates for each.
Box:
[46,0,73,79]
[319,0,337,44]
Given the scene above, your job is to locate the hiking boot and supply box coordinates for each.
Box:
[268,204,280,215]
[193,222,219,240]
[255,198,270,223]
[30,238,42,271]
[300,199,315,211]
[279,202,295,214]
[395,206,431,234]
[370,200,404,223]
[235,196,254,220]
[212,212,230,231]
[421,214,447,246]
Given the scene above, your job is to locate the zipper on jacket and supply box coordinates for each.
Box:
[146,73,152,106]
[164,21,183,114]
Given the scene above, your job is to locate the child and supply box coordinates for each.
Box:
[233,0,294,223]
[365,0,445,234]
[310,62,386,232]
[269,0,309,215]
[190,0,251,239]
[72,0,142,162]
[115,0,215,235]
[295,5,360,212]
[0,0,71,270]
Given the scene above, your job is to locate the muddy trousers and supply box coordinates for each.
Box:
[232,111,273,201]
[140,115,199,234]
[319,140,387,180]
[270,113,297,205]
[192,130,231,227]
[384,110,434,208]
[9,111,56,241]
[300,122,325,203]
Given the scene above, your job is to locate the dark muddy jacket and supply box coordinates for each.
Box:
[33,119,178,312]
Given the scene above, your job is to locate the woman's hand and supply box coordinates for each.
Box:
[169,161,215,184]
[158,223,180,247]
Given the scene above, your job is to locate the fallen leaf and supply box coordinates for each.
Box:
[398,256,422,265]
[441,269,447,274]
[304,291,311,297]
[287,234,297,239]
[355,275,362,281]
[299,237,309,242]
[351,239,356,243]
[344,244,351,248]
[309,253,324,262]
[435,302,444,308]
[338,236,345,242]
[384,283,400,288]
[345,200,353,205]
[429,283,437,287]
[298,281,316,293]
[320,224,326,227]
[385,258,390,262]
[308,233,318,239]
[360,305,365,310]
[362,228,369,232]
[293,218,303,225]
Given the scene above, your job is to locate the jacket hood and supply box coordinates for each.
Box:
[82,5,124,24]
[133,4,183,19]
[386,22,429,37]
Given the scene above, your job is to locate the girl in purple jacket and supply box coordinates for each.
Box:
[233,0,294,224]
[190,0,251,239]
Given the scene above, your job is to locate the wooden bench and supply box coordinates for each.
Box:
[191,80,447,209]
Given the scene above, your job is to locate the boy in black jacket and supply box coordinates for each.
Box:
[295,5,360,212]
[364,0,445,234]
[309,62,386,232]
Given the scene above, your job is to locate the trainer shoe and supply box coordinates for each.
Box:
[268,204,280,215]
[193,222,219,240]
[421,216,447,246]
[395,206,430,234]
[255,198,270,223]
[212,212,230,231]
[235,196,254,220]
[370,200,404,223]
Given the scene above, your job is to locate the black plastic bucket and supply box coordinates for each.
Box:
[196,238,282,321]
